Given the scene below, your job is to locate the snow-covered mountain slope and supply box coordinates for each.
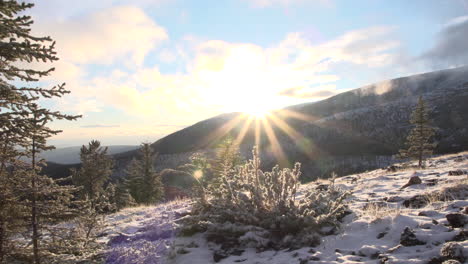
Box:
[103,152,468,264]
[108,66,468,182]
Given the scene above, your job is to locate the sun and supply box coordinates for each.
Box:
[245,108,270,118]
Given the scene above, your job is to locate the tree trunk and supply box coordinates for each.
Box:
[31,138,40,264]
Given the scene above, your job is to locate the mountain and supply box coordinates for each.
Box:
[109,66,468,182]
[41,145,139,164]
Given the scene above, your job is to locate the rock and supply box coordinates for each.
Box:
[358,245,381,259]
[213,250,229,262]
[441,260,461,264]
[316,184,329,191]
[176,248,190,254]
[433,219,439,225]
[426,179,438,186]
[440,242,466,262]
[446,213,468,228]
[400,227,426,246]
[107,233,130,245]
[186,241,199,248]
[403,195,428,208]
[463,207,468,214]
[401,175,422,189]
[452,230,468,241]
[448,170,466,176]
[377,232,387,239]
[418,210,439,217]
[387,165,402,172]
[386,196,404,202]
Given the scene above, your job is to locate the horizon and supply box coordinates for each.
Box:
[25,0,468,146]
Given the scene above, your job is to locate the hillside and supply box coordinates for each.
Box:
[112,66,468,182]
[100,152,468,263]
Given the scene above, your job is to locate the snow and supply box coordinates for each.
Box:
[99,152,467,264]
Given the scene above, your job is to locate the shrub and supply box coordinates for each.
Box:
[182,147,350,250]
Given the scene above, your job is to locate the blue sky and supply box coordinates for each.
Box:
[26,0,468,146]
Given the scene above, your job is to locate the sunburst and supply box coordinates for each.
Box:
[200,108,324,167]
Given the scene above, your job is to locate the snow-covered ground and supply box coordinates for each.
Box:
[102,152,468,264]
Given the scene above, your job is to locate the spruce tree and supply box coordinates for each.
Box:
[124,143,164,204]
[72,140,114,202]
[0,2,80,263]
[399,96,436,168]
[125,158,144,203]
[114,179,136,210]
[208,137,243,192]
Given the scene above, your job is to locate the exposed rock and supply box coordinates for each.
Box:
[401,175,422,189]
[377,232,387,239]
[426,179,439,186]
[213,250,229,262]
[441,260,461,264]
[418,210,439,217]
[386,196,404,202]
[440,242,466,262]
[387,165,401,172]
[400,227,426,246]
[107,233,130,245]
[358,245,381,259]
[403,195,428,208]
[452,230,468,241]
[316,184,329,191]
[177,248,190,254]
[446,213,468,228]
[448,170,466,176]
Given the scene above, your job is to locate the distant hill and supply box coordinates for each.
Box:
[49,66,468,183]
[41,145,139,164]
[109,66,468,182]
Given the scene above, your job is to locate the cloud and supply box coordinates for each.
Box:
[421,16,468,67]
[35,6,168,65]
[243,0,331,8]
[51,25,401,118]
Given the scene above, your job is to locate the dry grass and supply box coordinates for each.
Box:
[360,202,403,222]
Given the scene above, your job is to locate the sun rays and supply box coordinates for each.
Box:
[200,108,325,167]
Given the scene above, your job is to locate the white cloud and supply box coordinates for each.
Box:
[35,6,168,65]
[50,25,401,118]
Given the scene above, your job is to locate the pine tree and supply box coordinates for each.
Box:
[124,143,164,204]
[0,2,80,263]
[399,97,436,168]
[208,136,243,192]
[72,140,114,202]
[114,180,136,210]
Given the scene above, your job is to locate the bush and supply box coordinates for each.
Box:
[182,147,350,250]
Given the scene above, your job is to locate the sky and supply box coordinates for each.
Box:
[24,0,468,147]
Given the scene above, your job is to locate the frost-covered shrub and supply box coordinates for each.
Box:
[182,147,349,250]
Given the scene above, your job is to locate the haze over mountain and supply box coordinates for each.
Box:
[41,145,138,164]
[110,66,468,182]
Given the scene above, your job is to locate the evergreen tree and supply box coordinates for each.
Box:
[72,140,114,202]
[114,180,136,210]
[0,2,80,263]
[125,158,144,203]
[398,96,436,168]
[208,136,243,192]
[124,143,164,204]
